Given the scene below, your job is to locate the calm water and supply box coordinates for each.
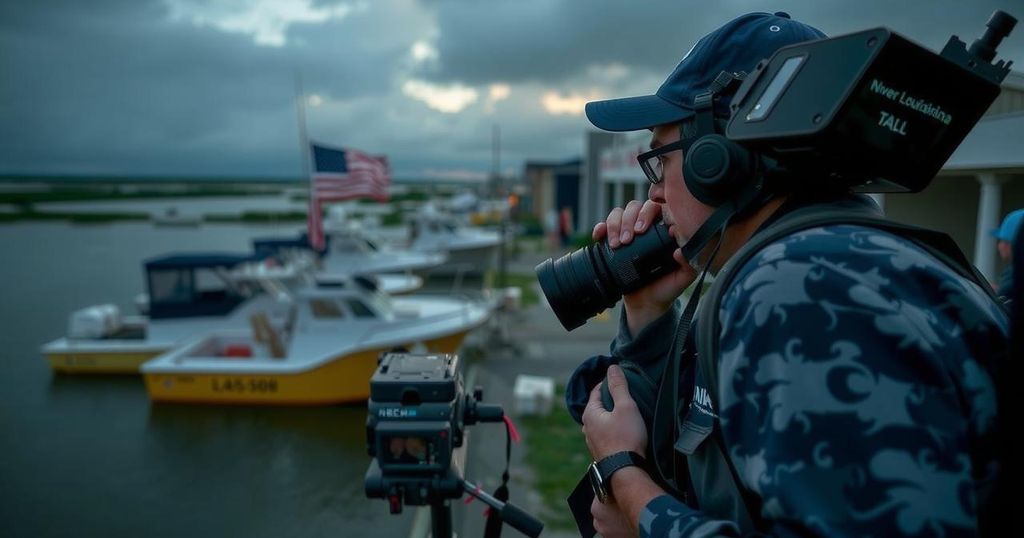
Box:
[0,219,414,537]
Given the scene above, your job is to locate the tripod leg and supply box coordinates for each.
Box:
[430,499,452,538]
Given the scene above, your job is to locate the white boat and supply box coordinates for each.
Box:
[141,282,494,405]
[319,220,446,278]
[251,234,423,295]
[40,252,420,374]
[409,203,502,276]
[152,207,201,226]
[42,253,285,374]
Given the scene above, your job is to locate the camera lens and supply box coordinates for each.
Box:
[535,221,679,331]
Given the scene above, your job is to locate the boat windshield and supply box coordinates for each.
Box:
[362,291,393,319]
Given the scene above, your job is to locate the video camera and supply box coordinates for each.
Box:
[725,10,1016,193]
[364,352,543,538]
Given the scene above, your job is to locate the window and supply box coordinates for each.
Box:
[195,268,228,294]
[346,299,376,318]
[310,299,345,319]
[149,269,193,303]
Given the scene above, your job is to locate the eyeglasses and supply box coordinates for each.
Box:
[636,138,693,185]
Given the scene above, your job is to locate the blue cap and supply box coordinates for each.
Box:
[585,12,827,132]
[992,209,1024,242]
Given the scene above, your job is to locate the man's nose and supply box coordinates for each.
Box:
[648,182,665,204]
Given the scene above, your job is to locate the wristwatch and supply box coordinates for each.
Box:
[588,451,647,503]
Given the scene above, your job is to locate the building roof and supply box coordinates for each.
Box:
[942,111,1024,173]
[1002,71,1024,91]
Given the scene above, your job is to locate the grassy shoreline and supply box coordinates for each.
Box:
[517,385,588,531]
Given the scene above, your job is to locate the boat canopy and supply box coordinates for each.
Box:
[144,253,259,270]
[144,253,256,319]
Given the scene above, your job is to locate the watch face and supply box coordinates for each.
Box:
[588,462,608,503]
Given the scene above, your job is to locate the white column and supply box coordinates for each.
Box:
[613,179,624,209]
[973,173,1004,282]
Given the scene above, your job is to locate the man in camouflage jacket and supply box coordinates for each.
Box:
[566,12,1008,537]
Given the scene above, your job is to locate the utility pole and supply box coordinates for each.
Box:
[494,124,507,292]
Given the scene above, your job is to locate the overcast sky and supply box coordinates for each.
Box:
[1,0,1022,180]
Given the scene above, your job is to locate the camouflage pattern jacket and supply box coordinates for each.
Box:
[568,219,1007,537]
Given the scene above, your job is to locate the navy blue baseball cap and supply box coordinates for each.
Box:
[585,12,827,132]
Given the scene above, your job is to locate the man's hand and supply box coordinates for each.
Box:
[582,365,647,460]
[592,200,696,335]
[591,496,634,538]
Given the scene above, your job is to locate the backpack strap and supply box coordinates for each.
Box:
[692,202,998,529]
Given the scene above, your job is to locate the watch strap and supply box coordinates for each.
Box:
[595,451,647,498]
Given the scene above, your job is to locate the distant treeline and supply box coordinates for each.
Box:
[0,185,284,205]
[0,208,150,224]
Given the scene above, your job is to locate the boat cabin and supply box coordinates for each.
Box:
[145,253,258,319]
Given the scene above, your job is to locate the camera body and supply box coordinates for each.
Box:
[365,352,504,509]
[726,27,1007,193]
[366,352,465,476]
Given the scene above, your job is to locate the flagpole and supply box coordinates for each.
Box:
[295,72,320,250]
[295,73,312,185]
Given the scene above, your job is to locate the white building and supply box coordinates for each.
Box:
[583,72,1024,283]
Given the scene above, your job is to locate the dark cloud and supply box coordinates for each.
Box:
[0,0,1022,178]
[0,0,416,176]
[421,0,1024,88]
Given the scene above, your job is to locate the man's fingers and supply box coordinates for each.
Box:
[582,383,606,421]
[593,221,606,242]
[606,207,624,248]
[619,200,643,244]
[606,365,634,408]
[637,200,663,232]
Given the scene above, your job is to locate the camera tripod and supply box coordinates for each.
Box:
[365,461,543,538]
[429,477,542,538]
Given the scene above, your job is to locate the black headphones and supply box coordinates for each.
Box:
[682,72,761,207]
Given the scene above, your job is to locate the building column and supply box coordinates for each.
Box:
[973,173,1004,282]
[637,177,648,204]
[613,179,624,210]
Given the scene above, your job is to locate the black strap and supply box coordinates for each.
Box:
[691,71,746,138]
[483,420,514,538]
[694,203,1001,531]
[648,231,725,500]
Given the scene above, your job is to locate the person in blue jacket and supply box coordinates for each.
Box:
[567,12,1008,537]
[994,208,1024,299]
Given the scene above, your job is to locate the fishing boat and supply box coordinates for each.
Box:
[141,281,494,405]
[409,203,502,276]
[40,251,418,374]
[41,253,289,374]
[319,219,446,278]
[252,233,424,295]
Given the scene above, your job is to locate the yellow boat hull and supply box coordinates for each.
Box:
[46,349,165,374]
[144,331,470,405]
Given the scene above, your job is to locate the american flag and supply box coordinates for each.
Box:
[306,142,391,250]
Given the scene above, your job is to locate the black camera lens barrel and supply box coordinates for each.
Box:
[536,221,679,331]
